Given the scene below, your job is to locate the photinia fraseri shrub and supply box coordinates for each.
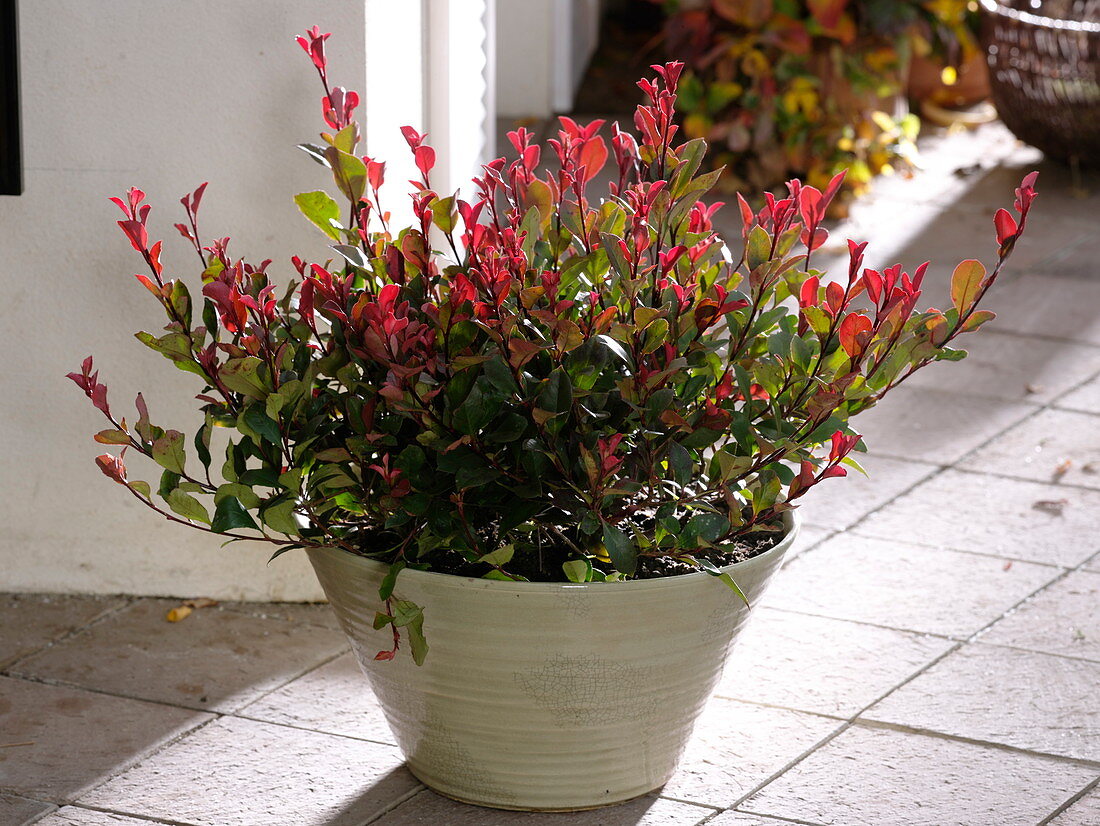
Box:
[70,26,1037,664]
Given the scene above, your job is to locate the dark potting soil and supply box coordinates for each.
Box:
[410,524,786,583]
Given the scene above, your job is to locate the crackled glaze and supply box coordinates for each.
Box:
[306,511,798,811]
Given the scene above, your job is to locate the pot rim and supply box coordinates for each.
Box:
[307,509,799,594]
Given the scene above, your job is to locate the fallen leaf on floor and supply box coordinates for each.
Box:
[1003,561,1013,571]
[1083,463,1098,475]
[1024,383,1044,395]
[953,163,983,178]
[1032,498,1069,516]
[1052,459,1072,481]
[165,605,193,622]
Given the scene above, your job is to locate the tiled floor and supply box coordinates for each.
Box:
[3,124,1099,825]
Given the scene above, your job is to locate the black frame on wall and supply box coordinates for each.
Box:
[1,0,21,195]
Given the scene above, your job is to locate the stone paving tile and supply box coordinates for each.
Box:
[709,812,824,826]
[741,724,1096,826]
[985,272,1100,347]
[0,794,55,825]
[0,675,211,802]
[238,651,394,744]
[217,601,342,631]
[0,594,126,669]
[661,698,842,808]
[960,408,1100,490]
[864,643,1100,761]
[78,716,419,826]
[785,524,832,562]
[1056,374,1100,416]
[1049,787,1100,826]
[901,331,1100,404]
[761,534,1058,637]
[715,608,952,718]
[12,598,348,712]
[852,386,1036,465]
[857,469,1100,567]
[1035,228,1100,281]
[863,123,1036,208]
[980,570,1100,662]
[864,205,1092,286]
[373,789,714,825]
[34,808,172,825]
[794,454,935,532]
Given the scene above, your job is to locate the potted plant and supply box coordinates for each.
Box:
[659,0,930,205]
[70,26,1038,811]
[908,0,993,126]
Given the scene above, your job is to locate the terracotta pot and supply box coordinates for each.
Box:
[306,511,800,811]
[908,52,991,108]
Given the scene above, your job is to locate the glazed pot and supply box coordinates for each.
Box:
[306,511,799,811]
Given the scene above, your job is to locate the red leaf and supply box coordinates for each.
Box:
[994,208,1017,245]
[578,136,609,184]
[838,313,872,357]
[118,220,148,252]
[799,275,820,308]
[95,452,127,484]
[414,145,435,179]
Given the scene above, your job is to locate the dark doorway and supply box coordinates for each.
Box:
[1,0,21,195]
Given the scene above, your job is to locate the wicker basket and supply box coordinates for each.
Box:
[979,0,1100,162]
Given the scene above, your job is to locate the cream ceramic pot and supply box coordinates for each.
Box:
[306,511,798,811]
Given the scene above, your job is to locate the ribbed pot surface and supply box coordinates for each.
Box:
[306,512,798,811]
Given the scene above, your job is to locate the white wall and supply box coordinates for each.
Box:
[0,1,492,601]
[497,0,601,118]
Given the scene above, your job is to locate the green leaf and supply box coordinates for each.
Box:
[689,512,730,544]
[94,429,130,445]
[331,123,358,153]
[602,522,637,576]
[537,368,573,416]
[260,498,299,535]
[961,309,996,333]
[641,318,669,354]
[430,195,457,234]
[211,497,259,533]
[950,259,986,315]
[215,483,261,509]
[293,191,342,240]
[455,463,502,489]
[151,430,186,475]
[241,405,282,445]
[478,544,515,567]
[562,559,591,583]
[379,560,405,601]
[324,145,367,204]
[746,225,771,271]
[668,441,692,486]
[194,422,212,471]
[332,244,369,269]
[699,556,752,607]
[158,469,181,499]
[166,488,210,524]
[392,598,429,665]
[406,614,429,666]
[219,357,269,400]
[452,382,496,435]
[128,480,151,499]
